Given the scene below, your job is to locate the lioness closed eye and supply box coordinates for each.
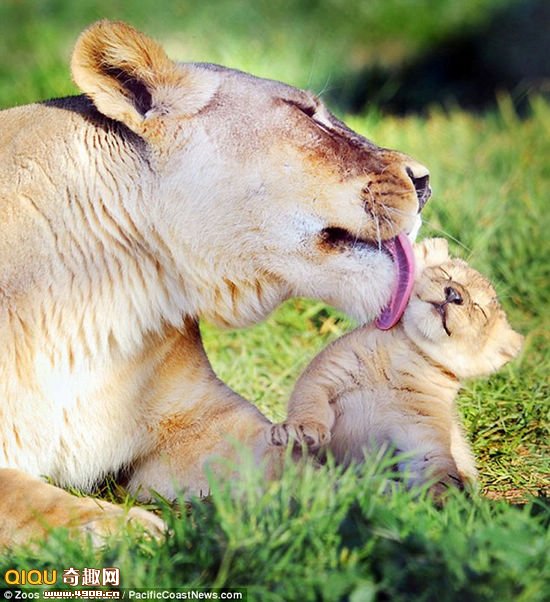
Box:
[272,238,523,498]
[0,20,431,547]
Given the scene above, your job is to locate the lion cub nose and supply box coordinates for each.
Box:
[406,164,431,211]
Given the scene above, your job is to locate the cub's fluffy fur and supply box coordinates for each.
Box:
[272,239,523,495]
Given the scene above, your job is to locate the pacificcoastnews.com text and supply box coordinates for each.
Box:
[2,591,245,601]
[128,593,243,600]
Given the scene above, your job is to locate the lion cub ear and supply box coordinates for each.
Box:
[71,20,219,138]
[413,237,450,274]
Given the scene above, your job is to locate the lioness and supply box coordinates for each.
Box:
[0,20,430,547]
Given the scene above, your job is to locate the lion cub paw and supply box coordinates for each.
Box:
[270,421,331,451]
[422,462,466,503]
[428,472,465,500]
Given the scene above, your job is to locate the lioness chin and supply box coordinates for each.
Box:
[0,20,430,546]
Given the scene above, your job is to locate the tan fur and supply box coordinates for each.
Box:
[272,239,523,497]
[0,20,431,547]
[0,469,166,548]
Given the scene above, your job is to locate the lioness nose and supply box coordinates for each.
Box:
[406,165,431,211]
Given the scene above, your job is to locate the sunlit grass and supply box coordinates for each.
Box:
[0,0,516,108]
[1,457,549,599]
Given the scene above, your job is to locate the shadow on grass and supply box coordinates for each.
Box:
[328,0,549,115]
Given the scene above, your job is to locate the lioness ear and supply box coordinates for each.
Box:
[71,20,219,137]
[414,237,450,273]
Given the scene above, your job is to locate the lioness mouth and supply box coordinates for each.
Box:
[320,227,376,249]
[375,232,415,330]
[320,228,415,330]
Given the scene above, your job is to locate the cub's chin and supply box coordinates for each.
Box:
[402,296,449,343]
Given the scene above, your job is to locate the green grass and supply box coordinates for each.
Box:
[0,0,516,109]
[1,1,549,599]
[1,459,549,600]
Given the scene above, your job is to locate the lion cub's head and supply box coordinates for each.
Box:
[403,239,523,378]
[70,21,432,326]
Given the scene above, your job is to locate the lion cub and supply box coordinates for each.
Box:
[271,238,523,494]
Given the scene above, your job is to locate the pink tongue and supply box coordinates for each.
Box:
[375,232,415,330]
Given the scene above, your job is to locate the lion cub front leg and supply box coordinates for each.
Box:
[271,385,334,451]
[270,348,354,451]
[272,335,364,452]
[0,469,165,549]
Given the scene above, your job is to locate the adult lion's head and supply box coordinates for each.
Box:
[71,20,430,328]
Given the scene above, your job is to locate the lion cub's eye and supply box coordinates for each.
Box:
[473,302,489,322]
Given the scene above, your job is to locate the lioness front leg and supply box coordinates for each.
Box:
[0,469,165,549]
[126,323,282,500]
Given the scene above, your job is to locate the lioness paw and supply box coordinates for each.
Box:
[78,504,167,546]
